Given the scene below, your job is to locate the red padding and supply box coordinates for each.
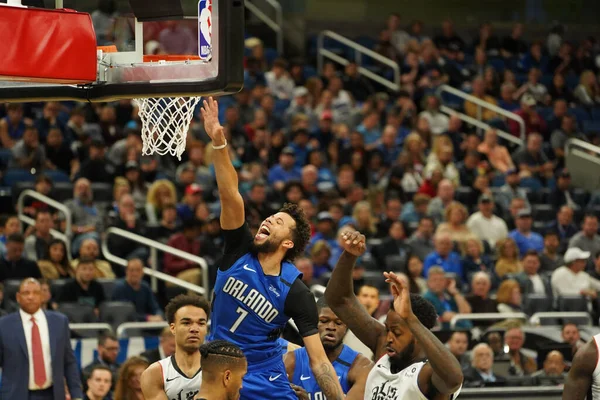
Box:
[0,7,97,84]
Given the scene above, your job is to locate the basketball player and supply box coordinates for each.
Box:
[141,294,210,400]
[195,340,247,400]
[563,335,600,399]
[284,297,373,399]
[201,97,344,400]
[325,231,463,399]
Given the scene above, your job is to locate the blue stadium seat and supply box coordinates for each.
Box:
[583,120,600,134]
[537,107,554,122]
[540,74,553,88]
[354,35,377,50]
[568,107,591,126]
[274,99,291,114]
[44,170,71,183]
[565,74,580,91]
[0,148,12,167]
[2,169,35,187]
[488,57,505,73]
[591,107,600,121]
[264,47,279,66]
[3,279,21,301]
[303,65,318,79]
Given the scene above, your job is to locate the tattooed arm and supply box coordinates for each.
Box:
[324,231,386,354]
[563,340,597,400]
[304,334,344,400]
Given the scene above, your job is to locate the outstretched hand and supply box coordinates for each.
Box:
[200,96,225,145]
[340,230,366,257]
[384,271,413,320]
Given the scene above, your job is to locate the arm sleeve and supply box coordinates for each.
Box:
[284,279,319,337]
[220,223,254,271]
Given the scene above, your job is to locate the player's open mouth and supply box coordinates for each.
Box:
[255,225,270,240]
[386,347,396,357]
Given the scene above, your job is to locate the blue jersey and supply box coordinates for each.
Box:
[291,344,359,398]
[208,252,301,368]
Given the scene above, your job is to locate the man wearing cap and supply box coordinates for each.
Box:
[467,194,508,249]
[509,208,544,255]
[267,146,301,191]
[509,92,547,137]
[551,247,600,299]
[177,183,203,222]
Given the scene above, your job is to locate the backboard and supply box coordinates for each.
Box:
[0,0,244,102]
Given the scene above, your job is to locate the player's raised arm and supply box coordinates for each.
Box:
[385,272,463,396]
[140,363,169,400]
[324,231,385,354]
[201,97,244,230]
[563,340,597,400]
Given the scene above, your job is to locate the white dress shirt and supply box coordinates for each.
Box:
[467,212,509,248]
[19,308,53,390]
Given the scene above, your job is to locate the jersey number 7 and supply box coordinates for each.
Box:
[229,307,249,333]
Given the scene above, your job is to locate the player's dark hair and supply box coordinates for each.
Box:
[279,202,311,261]
[390,294,438,330]
[199,340,246,376]
[316,297,329,313]
[165,294,210,324]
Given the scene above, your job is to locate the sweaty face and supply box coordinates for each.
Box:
[384,311,416,368]
[318,307,347,351]
[253,212,295,254]
[171,305,208,352]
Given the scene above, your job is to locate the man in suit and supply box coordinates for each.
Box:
[515,250,553,298]
[0,277,82,399]
[463,343,507,387]
[139,326,176,364]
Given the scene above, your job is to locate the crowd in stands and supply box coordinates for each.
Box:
[1,4,600,396]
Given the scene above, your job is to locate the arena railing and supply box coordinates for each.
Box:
[438,107,522,146]
[529,311,592,326]
[450,312,528,329]
[17,189,73,257]
[69,323,113,336]
[565,138,600,192]
[116,321,169,338]
[436,84,526,145]
[244,0,283,54]
[101,227,208,296]
[460,386,562,400]
[317,30,400,92]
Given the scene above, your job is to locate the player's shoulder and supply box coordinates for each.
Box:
[573,339,599,373]
[142,360,166,384]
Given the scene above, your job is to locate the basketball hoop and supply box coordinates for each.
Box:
[134,55,205,160]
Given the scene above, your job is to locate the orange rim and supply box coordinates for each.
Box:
[143,55,201,62]
[97,45,118,53]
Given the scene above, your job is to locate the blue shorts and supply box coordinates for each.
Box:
[240,358,296,400]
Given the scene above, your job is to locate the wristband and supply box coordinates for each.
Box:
[212,140,228,150]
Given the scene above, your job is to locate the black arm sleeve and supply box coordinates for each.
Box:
[219,223,254,271]
[284,279,319,337]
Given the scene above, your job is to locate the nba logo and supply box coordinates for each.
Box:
[198,0,212,61]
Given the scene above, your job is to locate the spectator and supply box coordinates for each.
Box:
[509,94,547,138]
[0,234,42,281]
[423,267,472,329]
[463,343,506,387]
[551,247,600,299]
[473,22,501,57]
[496,169,530,215]
[447,331,470,369]
[548,205,578,252]
[113,356,149,400]
[435,201,473,246]
[423,232,463,280]
[0,215,21,257]
[504,327,537,376]
[268,146,302,191]
[140,327,176,365]
[0,103,31,148]
[82,332,121,393]
[531,351,567,385]
[372,221,410,271]
[342,62,374,102]
[400,193,430,224]
[106,194,148,260]
[551,170,582,211]
[0,282,18,314]
[310,240,333,279]
[342,284,381,361]
[111,259,163,322]
[158,21,196,55]
[573,70,600,107]
[498,83,519,112]
[467,194,508,249]
[404,255,427,294]
[327,76,354,124]
[356,111,382,149]
[24,209,54,261]
[285,87,317,128]
[57,258,106,314]
[569,214,600,260]
[163,218,203,285]
[514,250,553,298]
[466,272,498,317]
[496,279,524,314]
[514,68,547,104]
[71,238,115,279]
[464,77,498,121]
[76,138,114,184]
[546,98,569,133]
[551,115,586,167]
[84,365,113,400]
[66,178,104,256]
[9,125,47,170]
[45,127,76,174]
[309,211,338,250]
[419,95,449,135]
[265,58,295,100]
[294,256,315,287]
[175,183,203,223]
[561,323,583,358]
[456,151,481,188]
[501,23,527,58]
[539,231,564,273]
[433,19,465,61]
[495,237,522,278]
[386,13,410,54]
[406,217,435,261]
[461,236,494,280]
[427,179,455,224]
[376,197,402,237]
[143,179,177,224]
[509,208,544,255]
[37,239,73,280]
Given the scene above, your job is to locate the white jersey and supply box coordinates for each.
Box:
[364,355,461,400]
[158,355,202,400]
[591,334,600,399]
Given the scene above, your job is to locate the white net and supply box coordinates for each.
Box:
[134,96,203,160]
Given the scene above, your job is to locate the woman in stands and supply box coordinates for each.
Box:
[37,239,73,280]
[496,279,524,314]
[114,356,149,400]
[435,202,473,246]
[495,237,522,278]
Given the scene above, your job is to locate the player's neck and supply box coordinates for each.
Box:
[197,385,224,399]
[174,347,202,374]
[326,344,344,364]
[257,252,284,276]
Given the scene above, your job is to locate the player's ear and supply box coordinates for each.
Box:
[223,369,232,386]
[282,239,294,250]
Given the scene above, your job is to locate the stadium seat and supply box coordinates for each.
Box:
[488,57,505,73]
[573,188,590,206]
[98,278,116,299]
[44,170,71,183]
[565,74,579,91]
[455,186,474,206]
[11,181,35,204]
[99,301,136,329]
[3,279,21,301]
[569,107,591,126]
[53,182,74,202]
[591,107,600,121]
[523,294,553,316]
[385,254,408,272]
[532,204,555,222]
[0,148,12,167]
[583,120,600,134]
[90,183,113,202]
[264,47,279,66]
[303,65,317,79]
[3,169,35,187]
[557,295,588,312]
[362,270,387,290]
[57,303,97,323]
[50,279,69,299]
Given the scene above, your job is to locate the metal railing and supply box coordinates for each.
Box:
[245,0,283,55]
[17,189,73,256]
[565,138,600,192]
[440,107,522,146]
[450,312,528,329]
[69,323,113,335]
[530,311,592,326]
[116,321,169,338]
[317,30,400,92]
[102,227,209,295]
[437,84,526,145]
